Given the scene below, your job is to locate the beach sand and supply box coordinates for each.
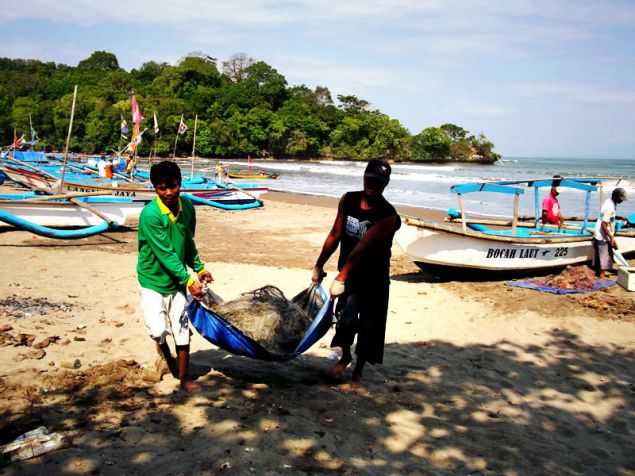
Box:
[0,188,634,475]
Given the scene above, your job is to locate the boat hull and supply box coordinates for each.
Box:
[396,221,635,275]
[0,200,145,228]
[1,166,267,205]
[228,173,278,180]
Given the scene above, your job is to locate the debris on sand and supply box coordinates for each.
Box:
[0,296,76,319]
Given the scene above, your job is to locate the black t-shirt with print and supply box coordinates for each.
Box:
[337,191,400,284]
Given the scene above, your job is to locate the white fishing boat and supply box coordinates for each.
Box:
[0,192,146,228]
[396,178,635,275]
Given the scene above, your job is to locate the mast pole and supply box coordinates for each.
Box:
[58,85,78,194]
[190,114,198,180]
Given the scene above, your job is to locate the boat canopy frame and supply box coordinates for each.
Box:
[449,178,600,236]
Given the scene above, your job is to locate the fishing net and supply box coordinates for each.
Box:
[532,265,597,290]
[200,284,324,355]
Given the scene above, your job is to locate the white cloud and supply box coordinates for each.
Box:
[2,0,634,157]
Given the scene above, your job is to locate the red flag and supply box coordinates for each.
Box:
[131,95,144,125]
[14,133,25,149]
[178,115,188,135]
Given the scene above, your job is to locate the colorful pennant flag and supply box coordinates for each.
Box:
[120,115,129,139]
[123,127,147,153]
[13,130,25,149]
[15,135,25,148]
[131,95,144,125]
[29,116,39,145]
[178,115,187,135]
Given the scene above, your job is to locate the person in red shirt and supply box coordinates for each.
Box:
[104,157,114,180]
[541,187,564,228]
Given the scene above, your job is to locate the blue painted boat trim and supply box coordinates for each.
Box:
[184,193,262,210]
[451,183,525,195]
[0,209,117,239]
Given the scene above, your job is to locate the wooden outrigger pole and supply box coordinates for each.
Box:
[50,85,115,227]
[57,85,78,195]
[190,114,198,180]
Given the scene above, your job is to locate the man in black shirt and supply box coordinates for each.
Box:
[312,159,401,387]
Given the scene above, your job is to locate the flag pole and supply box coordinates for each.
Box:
[173,133,179,160]
[150,112,159,162]
[58,85,78,194]
[190,114,198,180]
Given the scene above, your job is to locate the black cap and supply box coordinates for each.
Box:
[364,159,391,183]
[613,187,627,201]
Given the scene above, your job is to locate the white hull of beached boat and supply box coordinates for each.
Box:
[0,199,145,228]
[396,219,635,274]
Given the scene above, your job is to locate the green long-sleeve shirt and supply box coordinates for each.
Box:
[137,196,205,294]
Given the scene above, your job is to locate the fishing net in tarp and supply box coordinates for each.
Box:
[187,283,334,362]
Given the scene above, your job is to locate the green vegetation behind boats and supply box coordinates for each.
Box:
[0,51,500,164]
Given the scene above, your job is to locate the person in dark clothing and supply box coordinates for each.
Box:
[312,159,401,386]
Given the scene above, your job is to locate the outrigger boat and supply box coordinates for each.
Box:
[0,159,267,209]
[396,178,635,276]
[0,191,146,228]
[227,171,279,180]
[0,191,146,239]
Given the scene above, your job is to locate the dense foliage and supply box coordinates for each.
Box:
[0,51,501,163]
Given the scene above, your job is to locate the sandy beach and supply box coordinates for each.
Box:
[0,187,634,475]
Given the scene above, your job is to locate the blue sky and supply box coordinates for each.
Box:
[1,0,634,158]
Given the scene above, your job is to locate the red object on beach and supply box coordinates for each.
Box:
[532,265,596,290]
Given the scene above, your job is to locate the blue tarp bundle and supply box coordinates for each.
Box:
[187,288,334,362]
[505,280,616,294]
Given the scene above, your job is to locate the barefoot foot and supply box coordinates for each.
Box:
[351,373,364,389]
[179,380,200,393]
[330,355,352,378]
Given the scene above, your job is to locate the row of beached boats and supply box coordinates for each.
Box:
[1,150,633,277]
[396,177,635,276]
[0,150,269,238]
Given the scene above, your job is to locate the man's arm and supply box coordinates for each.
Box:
[601,221,618,249]
[541,197,549,225]
[541,209,548,224]
[315,195,346,268]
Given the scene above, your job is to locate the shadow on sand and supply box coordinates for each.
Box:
[1,328,634,475]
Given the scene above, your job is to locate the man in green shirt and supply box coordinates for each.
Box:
[137,161,212,393]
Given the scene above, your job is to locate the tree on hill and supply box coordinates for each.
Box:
[77,51,121,72]
[412,126,500,163]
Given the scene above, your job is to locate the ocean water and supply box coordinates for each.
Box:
[197,157,635,219]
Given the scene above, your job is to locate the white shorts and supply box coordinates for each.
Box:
[140,287,191,346]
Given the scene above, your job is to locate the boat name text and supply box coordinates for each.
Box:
[486,248,540,259]
[68,185,136,197]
